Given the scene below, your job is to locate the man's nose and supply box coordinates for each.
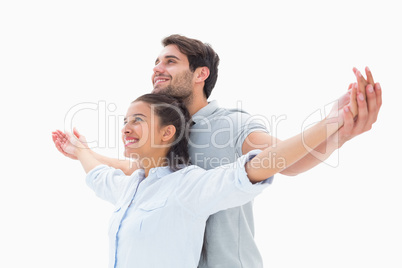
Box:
[153,62,164,74]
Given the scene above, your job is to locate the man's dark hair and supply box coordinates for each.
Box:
[162,34,220,99]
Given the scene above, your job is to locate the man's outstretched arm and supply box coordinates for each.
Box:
[242,67,382,176]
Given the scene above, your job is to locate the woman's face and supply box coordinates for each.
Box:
[121,101,164,159]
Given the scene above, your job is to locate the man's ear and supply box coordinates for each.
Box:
[161,125,176,142]
[195,66,210,83]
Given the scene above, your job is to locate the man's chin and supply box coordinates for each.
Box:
[151,87,164,94]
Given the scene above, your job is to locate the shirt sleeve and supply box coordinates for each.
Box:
[228,111,270,158]
[175,150,273,218]
[86,165,137,206]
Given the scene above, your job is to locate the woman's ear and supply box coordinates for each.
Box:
[161,125,176,142]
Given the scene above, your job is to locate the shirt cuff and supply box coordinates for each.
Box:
[233,149,274,192]
[85,164,110,187]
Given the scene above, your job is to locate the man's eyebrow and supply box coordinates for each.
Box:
[155,55,181,64]
[124,113,147,121]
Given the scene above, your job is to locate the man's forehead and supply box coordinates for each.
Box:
[157,45,186,60]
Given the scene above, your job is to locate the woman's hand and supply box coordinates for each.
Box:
[326,83,357,128]
[52,129,87,159]
[52,129,103,173]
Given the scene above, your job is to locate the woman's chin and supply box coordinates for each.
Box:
[124,148,140,159]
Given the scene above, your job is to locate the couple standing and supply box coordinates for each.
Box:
[52,34,382,267]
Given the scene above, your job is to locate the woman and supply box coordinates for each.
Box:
[52,92,355,268]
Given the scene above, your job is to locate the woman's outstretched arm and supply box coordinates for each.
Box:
[52,129,139,175]
[246,91,356,183]
[52,131,102,173]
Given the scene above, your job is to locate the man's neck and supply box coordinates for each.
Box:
[185,93,209,117]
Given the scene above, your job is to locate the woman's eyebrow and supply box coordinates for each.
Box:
[124,113,147,121]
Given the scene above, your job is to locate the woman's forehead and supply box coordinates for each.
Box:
[124,112,146,122]
[126,101,150,115]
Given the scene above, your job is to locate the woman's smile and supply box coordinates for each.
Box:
[124,137,139,147]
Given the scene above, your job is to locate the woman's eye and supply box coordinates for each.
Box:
[124,117,144,125]
[134,117,143,123]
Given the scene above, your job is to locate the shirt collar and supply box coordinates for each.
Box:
[147,166,174,179]
[191,100,219,124]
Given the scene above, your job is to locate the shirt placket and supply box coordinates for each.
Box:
[112,176,146,268]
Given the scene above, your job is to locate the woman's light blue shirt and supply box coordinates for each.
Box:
[86,151,272,268]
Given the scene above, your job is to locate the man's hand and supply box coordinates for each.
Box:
[333,67,382,147]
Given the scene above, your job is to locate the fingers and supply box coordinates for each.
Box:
[53,129,80,145]
[54,130,68,143]
[337,67,381,143]
[52,130,66,146]
[73,127,88,147]
[354,90,369,133]
[73,127,80,138]
[53,135,70,157]
[361,82,382,132]
[349,83,358,117]
[51,130,78,159]
[354,67,368,99]
[64,131,76,146]
[365,84,378,124]
[66,130,86,149]
[365,66,375,87]
[52,133,65,155]
[52,132,58,143]
[374,82,382,109]
[341,106,354,137]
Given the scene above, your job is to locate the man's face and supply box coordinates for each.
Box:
[152,44,194,99]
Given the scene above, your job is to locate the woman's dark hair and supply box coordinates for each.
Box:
[162,34,220,99]
[134,93,191,171]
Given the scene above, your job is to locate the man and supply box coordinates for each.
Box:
[58,34,382,267]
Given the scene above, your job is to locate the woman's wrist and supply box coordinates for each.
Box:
[325,108,345,132]
[75,146,89,160]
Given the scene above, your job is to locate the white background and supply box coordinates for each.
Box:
[1,0,401,267]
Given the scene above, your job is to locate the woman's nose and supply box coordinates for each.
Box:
[122,125,131,134]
